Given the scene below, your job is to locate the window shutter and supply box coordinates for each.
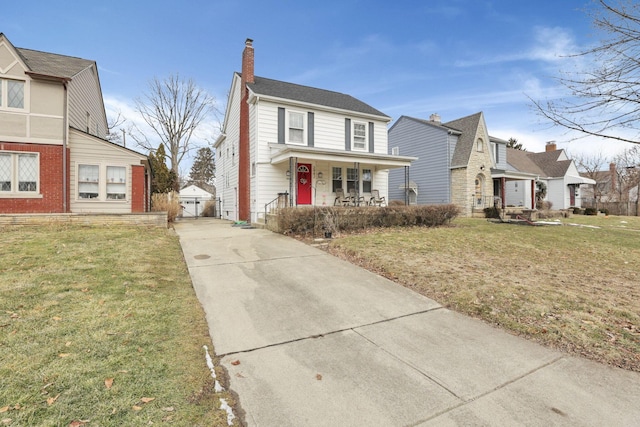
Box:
[368,122,374,153]
[345,118,351,151]
[277,107,285,144]
[308,112,314,147]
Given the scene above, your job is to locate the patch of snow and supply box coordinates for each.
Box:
[220,398,236,426]
[203,345,224,392]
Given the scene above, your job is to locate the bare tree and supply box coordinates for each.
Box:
[106,111,126,145]
[132,74,215,175]
[532,1,640,145]
[572,151,610,204]
[612,145,640,201]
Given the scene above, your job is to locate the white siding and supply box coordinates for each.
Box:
[68,129,145,213]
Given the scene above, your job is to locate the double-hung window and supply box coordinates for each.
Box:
[332,167,342,193]
[362,169,372,193]
[78,165,99,199]
[0,152,39,194]
[353,122,367,150]
[346,168,358,192]
[288,111,304,144]
[0,79,25,109]
[106,166,126,199]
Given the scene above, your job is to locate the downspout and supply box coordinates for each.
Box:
[62,82,69,212]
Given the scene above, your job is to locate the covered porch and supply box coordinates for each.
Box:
[263,144,415,217]
[490,169,540,210]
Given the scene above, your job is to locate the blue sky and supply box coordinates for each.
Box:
[2,0,629,173]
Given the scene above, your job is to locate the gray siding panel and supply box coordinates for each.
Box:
[345,118,351,151]
[388,117,451,205]
[308,112,314,147]
[368,121,374,153]
[277,107,285,143]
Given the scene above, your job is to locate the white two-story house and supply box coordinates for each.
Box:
[215,39,415,223]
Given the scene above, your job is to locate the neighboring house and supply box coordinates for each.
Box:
[215,39,415,223]
[506,142,595,210]
[179,183,215,217]
[0,33,149,214]
[389,112,521,216]
[388,113,594,215]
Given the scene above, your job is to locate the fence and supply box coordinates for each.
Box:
[581,199,639,216]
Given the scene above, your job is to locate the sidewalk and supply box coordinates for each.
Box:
[175,219,640,426]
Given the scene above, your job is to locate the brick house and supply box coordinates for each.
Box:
[0,33,149,214]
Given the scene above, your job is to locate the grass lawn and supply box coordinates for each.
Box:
[328,215,640,372]
[0,225,237,426]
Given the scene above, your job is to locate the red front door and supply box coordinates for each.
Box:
[297,164,312,205]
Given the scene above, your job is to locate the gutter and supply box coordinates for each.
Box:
[63,81,69,212]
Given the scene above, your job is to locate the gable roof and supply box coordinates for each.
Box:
[443,112,483,167]
[244,74,390,119]
[16,47,95,80]
[507,147,574,178]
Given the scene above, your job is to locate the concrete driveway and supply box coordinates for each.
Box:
[175,219,640,426]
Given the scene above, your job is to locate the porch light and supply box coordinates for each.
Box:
[480,165,486,171]
[286,170,291,178]
[317,171,323,179]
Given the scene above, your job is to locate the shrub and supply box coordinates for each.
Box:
[202,200,217,217]
[584,207,598,216]
[484,206,501,219]
[600,208,609,216]
[277,204,460,236]
[151,191,181,222]
[537,200,553,210]
[572,206,583,215]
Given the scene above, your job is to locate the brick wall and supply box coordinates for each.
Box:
[0,212,167,227]
[0,143,70,213]
[131,165,146,212]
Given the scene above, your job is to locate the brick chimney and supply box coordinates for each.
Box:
[610,162,617,192]
[238,38,253,221]
[545,141,557,152]
[429,113,441,124]
[241,38,255,85]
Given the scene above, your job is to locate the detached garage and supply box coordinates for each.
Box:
[179,184,215,218]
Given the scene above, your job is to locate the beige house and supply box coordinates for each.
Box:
[0,33,149,214]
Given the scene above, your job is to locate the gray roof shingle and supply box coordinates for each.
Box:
[16,47,94,79]
[443,112,483,167]
[244,74,390,118]
[507,147,572,178]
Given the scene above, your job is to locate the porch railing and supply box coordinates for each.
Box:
[264,192,289,225]
[472,195,499,210]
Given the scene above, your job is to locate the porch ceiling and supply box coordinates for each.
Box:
[270,144,416,169]
[491,168,539,180]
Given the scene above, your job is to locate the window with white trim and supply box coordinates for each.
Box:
[0,78,25,109]
[347,168,358,191]
[106,166,126,199]
[0,152,39,194]
[288,111,305,144]
[353,121,367,150]
[78,164,99,199]
[362,169,372,193]
[332,167,342,192]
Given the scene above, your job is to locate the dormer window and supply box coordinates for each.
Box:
[353,121,367,150]
[288,111,305,144]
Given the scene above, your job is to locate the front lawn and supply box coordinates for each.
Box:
[328,215,640,371]
[0,225,237,426]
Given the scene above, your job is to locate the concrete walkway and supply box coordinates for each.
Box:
[175,219,640,427]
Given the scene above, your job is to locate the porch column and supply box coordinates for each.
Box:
[531,180,536,209]
[501,177,506,209]
[405,166,410,205]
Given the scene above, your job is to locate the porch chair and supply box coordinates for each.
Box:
[334,188,351,206]
[348,188,365,206]
[369,189,386,207]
